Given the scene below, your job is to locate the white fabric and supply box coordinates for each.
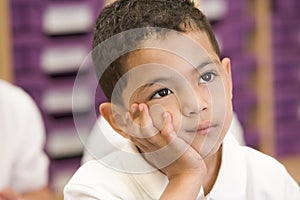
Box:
[229,113,245,145]
[0,80,49,193]
[64,132,300,200]
[81,117,128,164]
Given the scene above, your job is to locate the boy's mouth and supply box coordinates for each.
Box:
[187,122,217,135]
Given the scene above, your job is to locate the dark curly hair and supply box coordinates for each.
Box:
[92,0,220,102]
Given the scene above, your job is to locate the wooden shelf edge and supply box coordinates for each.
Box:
[277,155,300,184]
[252,0,275,156]
[0,0,13,82]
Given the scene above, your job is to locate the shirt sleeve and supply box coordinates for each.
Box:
[64,184,118,200]
[63,161,143,200]
[283,168,300,199]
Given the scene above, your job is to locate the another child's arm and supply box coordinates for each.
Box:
[127,103,207,200]
[0,187,52,200]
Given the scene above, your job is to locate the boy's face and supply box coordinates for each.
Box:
[108,31,233,159]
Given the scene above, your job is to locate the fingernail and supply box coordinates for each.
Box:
[139,104,144,111]
[125,112,130,120]
[163,112,168,119]
[131,104,136,112]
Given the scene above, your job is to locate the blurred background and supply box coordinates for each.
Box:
[0,0,299,199]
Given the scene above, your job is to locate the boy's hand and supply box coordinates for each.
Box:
[0,187,51,200]
[125,103,207,180]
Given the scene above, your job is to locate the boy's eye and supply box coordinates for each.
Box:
[199,72,216,83]
[151,88,173,99]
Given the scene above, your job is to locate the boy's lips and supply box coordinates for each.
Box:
[187,122,217,135]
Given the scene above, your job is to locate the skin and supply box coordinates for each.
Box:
[0,187,52,200]
[101,30,233,199]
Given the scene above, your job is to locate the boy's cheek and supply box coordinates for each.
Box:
[148,103,182,134]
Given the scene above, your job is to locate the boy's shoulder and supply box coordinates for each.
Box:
[241,145,291,183]
[64,160,138,199]
[208,134,300,199]
[241,145,300,198]
[223,134,291,179]
[64,144,168,200]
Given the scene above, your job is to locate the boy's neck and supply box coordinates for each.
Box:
[202,145,223,195]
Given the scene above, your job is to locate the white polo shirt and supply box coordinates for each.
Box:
[64,133,300,200]
[0,80,49,193]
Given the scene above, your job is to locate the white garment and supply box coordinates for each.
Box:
[229,113,245,145]
[0,80,49,193]
[64,133,300,200]
[81,117,128,164]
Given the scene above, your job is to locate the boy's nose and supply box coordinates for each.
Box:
[181,91,208,117]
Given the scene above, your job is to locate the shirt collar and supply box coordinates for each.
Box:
[207,133,247,199]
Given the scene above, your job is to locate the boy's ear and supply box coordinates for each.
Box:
[100,102,130,139]
[221,57,233,99]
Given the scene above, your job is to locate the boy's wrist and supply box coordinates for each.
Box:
[169,173,204,187]
[160,173,204,200]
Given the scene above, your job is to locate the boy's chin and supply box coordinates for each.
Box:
[200,142,222,160]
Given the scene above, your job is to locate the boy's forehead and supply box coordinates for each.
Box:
[126,31,219,69]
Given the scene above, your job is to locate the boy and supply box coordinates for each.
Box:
[64,0,300,199]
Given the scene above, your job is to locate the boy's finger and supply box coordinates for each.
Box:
[139,104,159,138]
[161,112,176,143]
[125,107,157,140]
[130,103,139,118]
[125,111,143,137]
[132,135,167,152]
[128,104,168,148]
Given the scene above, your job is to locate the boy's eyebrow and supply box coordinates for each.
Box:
[195,61,211,71]
[138,77,172,94]
[194,57,219,72]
